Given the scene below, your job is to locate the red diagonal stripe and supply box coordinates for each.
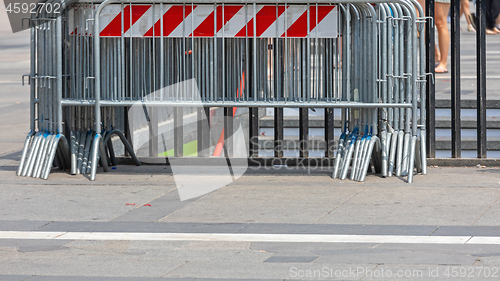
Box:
[283,9,307,37]
[100,5,151,36]
[310,5,335,31]
[190,5,243,37]
[216,5,244,33]
[191,9,215,37]
[235,5,286,37]
[144,5,195,37]
[281,5,335,37]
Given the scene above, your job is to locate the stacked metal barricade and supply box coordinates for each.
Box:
[17,0,429,182]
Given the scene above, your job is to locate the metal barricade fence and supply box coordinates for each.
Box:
[17,0,429,182]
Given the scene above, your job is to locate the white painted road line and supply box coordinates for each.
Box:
[0,231,497,244]
[55,233,471,244]
[467,236,500,244]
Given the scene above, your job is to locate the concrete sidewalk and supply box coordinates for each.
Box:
[1,163,500,226]
[2,163,500,280]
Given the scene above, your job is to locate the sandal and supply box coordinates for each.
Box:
[435,68,448,74]
[468,26,476,32]
[469,14,478,30]
[486,29,497,35]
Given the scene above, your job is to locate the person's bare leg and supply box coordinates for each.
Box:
[435,2,450,72]
[461,0,474,30]
[496,11,500,30]
[435,44,441,64]
[416,0,443,63]
[417,0,425,16]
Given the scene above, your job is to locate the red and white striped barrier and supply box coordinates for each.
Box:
[70,4,339,38]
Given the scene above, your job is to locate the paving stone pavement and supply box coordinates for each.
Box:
[2,4,500,281]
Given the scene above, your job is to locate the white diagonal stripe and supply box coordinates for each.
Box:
[310,7,339,38]
[99,4,123,34]
[124,5,154,37]
[216,5,257,37]
[169,5,213,37]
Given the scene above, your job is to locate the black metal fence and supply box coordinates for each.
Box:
[426,0,488,159]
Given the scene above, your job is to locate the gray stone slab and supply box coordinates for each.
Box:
[432,226,500,236]
[17,245,69,253]
[475,256,500,266]
[251,242,380,254]
[0,239,70,250]
[160,201,335,224]
[316,204,488,226]
[375,243,500,257]
[0,184,170,222]
[224,242,500,262]
[238,223,438,235]
[199,179,362,205]
[37,222,248,233]
[136,243,268,263]
[471,202,500,226]
[0,276,31,281]
[264,256,318,263]
[436,138,500,150]
[164,260,374,280]
[112,190,196,222]
[435,117,500,129]
[314,248,478,265]
[345,186,500,206]
[0,221,51,231]
[194,278,282,281]
[0,150,22,161]
[62,240,191,255]
[24,277,192,281]
[0,256,186,277]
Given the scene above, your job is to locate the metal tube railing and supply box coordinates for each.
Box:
[17,0,427,183]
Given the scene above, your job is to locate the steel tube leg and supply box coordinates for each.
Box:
[407,135,417,183]
[17,131,35,176]
[90,134,101,181]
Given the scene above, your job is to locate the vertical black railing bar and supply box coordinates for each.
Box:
[324,108,335,158]
[274,108,284,157]
[203,107,211,157]
[451,0,461,158]
[174,107,183,157]
[299,108,309,158]
[197,108,203,157]
[124,107,133,156]
[197,107,211,157]
[249,107,259,157]
[148,107,159,157]
[476,0,487,158]
[425,0,436,158]
[224,107,234,157]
